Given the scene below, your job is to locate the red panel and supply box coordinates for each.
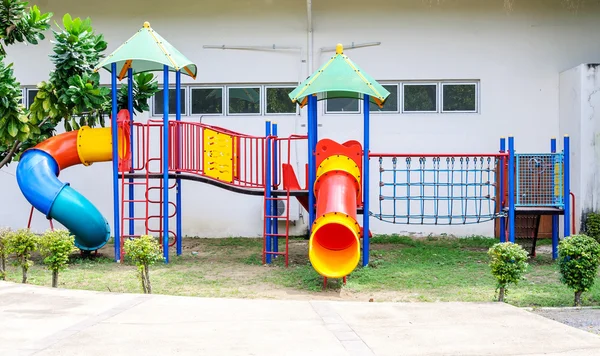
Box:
[282,163,309,212]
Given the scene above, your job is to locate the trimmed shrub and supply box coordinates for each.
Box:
[558,234,600,306]
[124,235,163,294]
[38,229,76,288]
[5,228,38,283]
[488,242,529,302]
[583,212,600,244]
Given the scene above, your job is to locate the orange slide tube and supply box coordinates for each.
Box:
[309,139,363,278]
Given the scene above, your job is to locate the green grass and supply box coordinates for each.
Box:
[2,235,599,307]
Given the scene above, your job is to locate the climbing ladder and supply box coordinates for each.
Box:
[263,188,291,266]
[119,120,178,258]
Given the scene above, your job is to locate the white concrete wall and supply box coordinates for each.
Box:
[560,63,600,232]
[3,0,600,238]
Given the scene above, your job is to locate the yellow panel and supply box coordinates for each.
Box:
[203,128,234,182]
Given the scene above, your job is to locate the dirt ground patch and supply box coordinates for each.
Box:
[530,308,600,335]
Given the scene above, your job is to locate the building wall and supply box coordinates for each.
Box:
[560,64,600,232]
[2,0,600,238]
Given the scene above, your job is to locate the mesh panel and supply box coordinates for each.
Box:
[515,153,563,207]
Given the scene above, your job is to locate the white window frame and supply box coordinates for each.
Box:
[264,85,298,116]
[401,82,439,114]
[226,85,262,116]
[440,82,479,114]
[152,86,189,117]
[189,86,225,116]
[370,83,400,114]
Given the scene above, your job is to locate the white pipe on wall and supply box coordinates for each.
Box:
[202,45,302,51]
[320,42,382,52]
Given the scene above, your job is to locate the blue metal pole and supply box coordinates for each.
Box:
[564,135,571,238]
[162,65,170,263]
[307,95,317,230]
[111,63,121,262]
[499,137,506,242]
[551,137,559,259]
[127,68,134,239]
[175,70,182,256]
[272,122,279,256]
[363,94,370,267]
[508,136,515,243]
[265,121,272,264]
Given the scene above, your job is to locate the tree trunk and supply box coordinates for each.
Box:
[0,255,5,280]
[574,291,582,306]
[498,287,505,302]
[22,265,27,284]
[0,117,52,169]
[145,265,152,294]
[139,270,147,294]
[52,270,58,288]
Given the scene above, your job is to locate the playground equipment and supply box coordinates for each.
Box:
[15,22,572,284]
[16,112,130,251]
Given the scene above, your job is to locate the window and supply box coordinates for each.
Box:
[325,97,360,113]
[403,83,437,113]
[228,87,260,114]
[27,88,39,108]
[266,87,296,114]
[153,88,186,115]
[442,83,477,113]
[370,84,398,112]
[191,88,222,115]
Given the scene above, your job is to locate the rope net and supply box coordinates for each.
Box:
[372,155,504,225]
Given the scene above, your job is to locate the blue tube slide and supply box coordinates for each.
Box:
[16,149,110,251]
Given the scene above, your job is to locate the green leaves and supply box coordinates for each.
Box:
[117,72,160,114]
[124,235,164,268]
[38,229,76,287]
[583,212,600,244]
[4,228,38,283]
[558,234,600,302]
[488,242,529,300]
[0,227,10,280]
[0,1,52,55]
[124,235,164,294]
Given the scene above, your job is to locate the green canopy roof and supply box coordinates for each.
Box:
[94,22,197,80]
[289,44,390,107]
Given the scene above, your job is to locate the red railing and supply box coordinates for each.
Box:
[272,134,308,189]
[129,120,268,189]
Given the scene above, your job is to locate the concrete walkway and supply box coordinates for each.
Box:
[1,282,599,356]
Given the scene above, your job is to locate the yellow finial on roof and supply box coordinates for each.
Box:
[336,43,343,54]
[143,22,151,28]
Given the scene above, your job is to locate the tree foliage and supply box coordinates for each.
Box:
[124,235,164,294]
[583,212,600,244]
[0,12,159,169]
[488,242,529,302]
[5,228,37,283]
[0,1,52,55]
[558,234,600,306]
[38,229,76,288]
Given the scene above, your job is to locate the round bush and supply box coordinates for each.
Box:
[558,234,600,306]
[488,242,529,302]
